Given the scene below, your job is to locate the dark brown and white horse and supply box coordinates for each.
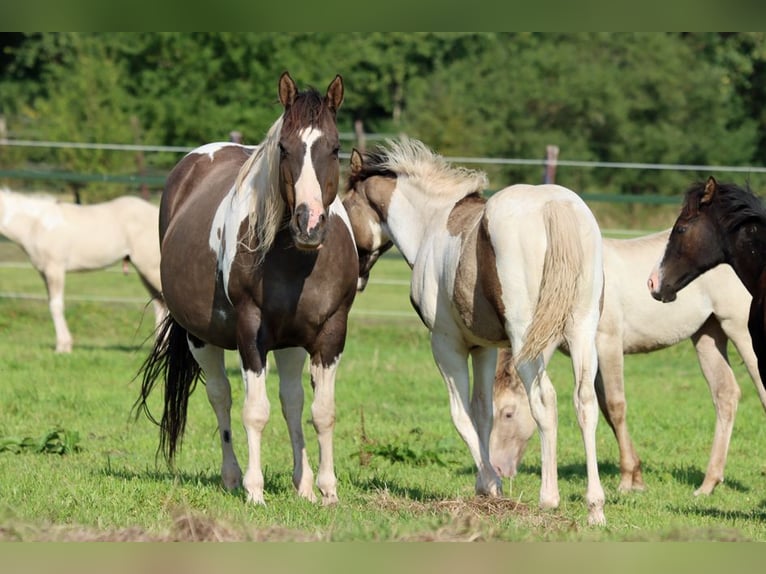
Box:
[135,72,358,506]
[344,140,606,525]
[649,176,766,384]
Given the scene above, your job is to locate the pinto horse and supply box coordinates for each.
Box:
[649,177,766,384]
[0,189,165,352]
[492,229,766,497]
[135,72,358,506]
[344,140,606,525]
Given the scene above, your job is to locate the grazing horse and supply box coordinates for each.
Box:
[134,72,357,506]
[0,189,165,352]
[649,177,766,384]
[344,140,606,525]
[492,230,766,496]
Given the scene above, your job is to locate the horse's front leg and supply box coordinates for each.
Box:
[691,318,740,496]
[432,332,501,497]
[470,347,499,463]
[273,346,316,502]
[309,349,342,506]
[188,341,242,490]
[41,267,72,353]
[236,311,270,505]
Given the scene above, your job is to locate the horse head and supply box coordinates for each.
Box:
[343,148,394,291]
[648,176,726,302]
[277,71,344,250]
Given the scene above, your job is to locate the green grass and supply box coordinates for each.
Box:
[1,239,766,541]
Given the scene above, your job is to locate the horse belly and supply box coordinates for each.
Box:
[451,223,507,344]
[161,207,238,349]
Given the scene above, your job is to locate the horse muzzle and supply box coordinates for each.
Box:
[647,272,678,303]
[291,203,327,250]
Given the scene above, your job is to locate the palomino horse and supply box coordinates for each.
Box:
[0,189,165,352]
[135,72,358,506]
[492,229,766,496]
[649,177,766,383]
[344,140,606,525]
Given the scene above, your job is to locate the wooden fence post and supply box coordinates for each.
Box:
[544,145,559,184]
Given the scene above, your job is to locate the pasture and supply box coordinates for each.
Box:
[1,238,766,541]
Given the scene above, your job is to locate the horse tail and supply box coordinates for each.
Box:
[133,314,202,464]
[517,201,584,364]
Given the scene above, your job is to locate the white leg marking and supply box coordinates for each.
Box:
[309,355,340,505]
[189,343,242,490]
[241,366,270,505]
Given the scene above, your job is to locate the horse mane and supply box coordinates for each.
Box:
[355,138,489,200]
[233,117,284,264]
[233,86,333,264]
[683,180,766,233]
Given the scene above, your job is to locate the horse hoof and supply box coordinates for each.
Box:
[588,509,606,526]
[246,491,266,506]
[321,493,339,506]
[297,487,318,503]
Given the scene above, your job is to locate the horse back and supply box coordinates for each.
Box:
[161,144,254,239]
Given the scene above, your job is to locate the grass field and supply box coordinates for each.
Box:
[1,237,766,542]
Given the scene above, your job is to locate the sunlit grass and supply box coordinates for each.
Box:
[1,240,766,541]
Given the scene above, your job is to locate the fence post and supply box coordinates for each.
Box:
[354,119,366,154]
[544,145,559,184]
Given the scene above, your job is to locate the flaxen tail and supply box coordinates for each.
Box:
[133,314,202,464]
[517,201,584,364]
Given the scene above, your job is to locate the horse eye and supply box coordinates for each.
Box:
[278,143,288,158]
[331,146,340,158]
[674,225,686,235]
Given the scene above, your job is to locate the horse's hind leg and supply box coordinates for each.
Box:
[514,348,560,510]
[41,267,72,353]
[691,317,740,496]
[566,328,606,525]
[273,346,317,502]
[594,338,644,492]
[188,342,243,491]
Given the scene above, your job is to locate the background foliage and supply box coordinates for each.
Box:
[2,32,766,201]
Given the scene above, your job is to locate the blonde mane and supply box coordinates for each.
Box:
[380,137,489,199]
[233,116,286,264]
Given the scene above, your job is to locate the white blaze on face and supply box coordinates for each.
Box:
[295,127,326,232]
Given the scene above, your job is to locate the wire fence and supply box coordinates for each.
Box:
[3,137,766,207]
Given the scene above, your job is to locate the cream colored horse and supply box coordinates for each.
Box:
[492,229,766,496]
[0,188,165,352]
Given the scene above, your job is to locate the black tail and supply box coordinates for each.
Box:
[133,314,202,464]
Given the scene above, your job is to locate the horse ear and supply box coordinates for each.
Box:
[701,176,717,205]
[350,148,363,175]
[325,75,344,114]
[279,71,298,108]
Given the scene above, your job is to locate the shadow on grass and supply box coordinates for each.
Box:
[671,503,766,522]
[518,459,622,481]
[347,474,449,502]
[98,464,297,501]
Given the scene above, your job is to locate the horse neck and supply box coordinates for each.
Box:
[727,222,766,296]
[385,179,456,267]
[0,192,50,245]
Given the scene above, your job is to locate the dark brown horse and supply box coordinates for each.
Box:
[649,176,766,384]
[134,72,358,506]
